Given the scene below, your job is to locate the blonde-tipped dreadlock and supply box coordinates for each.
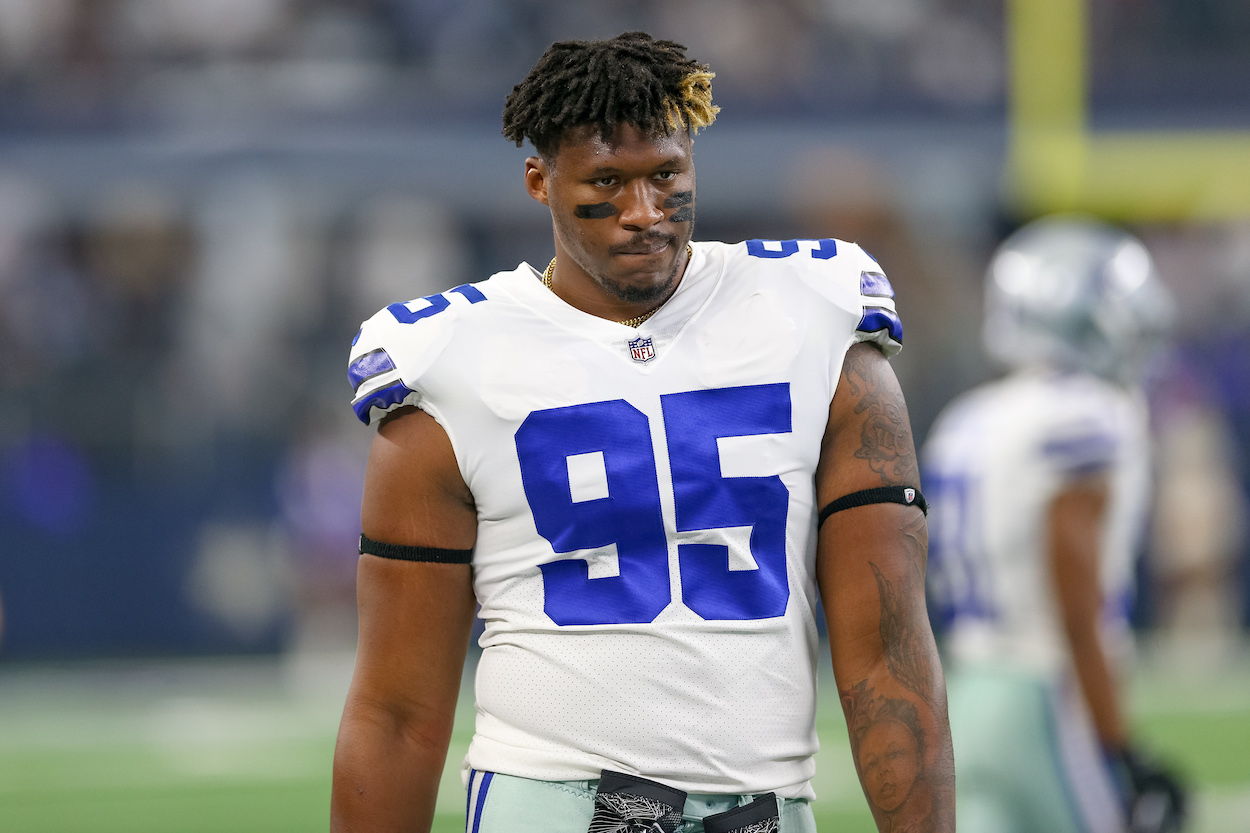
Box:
[501,31,720,159]
[667,69,717,132]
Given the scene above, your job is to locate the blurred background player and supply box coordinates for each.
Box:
[922,215,1188,833]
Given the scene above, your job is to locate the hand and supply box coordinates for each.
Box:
[1107,745,1189,833]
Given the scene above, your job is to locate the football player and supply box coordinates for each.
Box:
[923,215,1188,833]
[331,32,953,833]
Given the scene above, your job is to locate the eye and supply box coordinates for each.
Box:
[655,171,678,182]
[591,176,617,187]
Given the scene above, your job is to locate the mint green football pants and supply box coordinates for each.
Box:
[464,770,817,833]
[947,665,1125,833]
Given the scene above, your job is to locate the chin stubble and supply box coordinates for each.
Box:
[596,252,684,304]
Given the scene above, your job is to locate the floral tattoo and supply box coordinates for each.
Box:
[842,345,919,485]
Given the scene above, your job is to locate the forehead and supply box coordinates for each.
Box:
[864,719,917,746]
[553,123,692,171]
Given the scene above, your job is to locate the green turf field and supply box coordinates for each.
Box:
[1,644,1247,832]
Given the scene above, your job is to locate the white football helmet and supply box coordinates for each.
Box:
[983,214,1176,382]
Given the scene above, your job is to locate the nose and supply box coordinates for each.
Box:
[617,180,664,229]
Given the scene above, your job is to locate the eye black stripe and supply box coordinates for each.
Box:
[575,202,617,219]
[663,191,692,208]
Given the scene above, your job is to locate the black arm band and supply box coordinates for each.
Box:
[817,486,927,528]
[359,534,473,564]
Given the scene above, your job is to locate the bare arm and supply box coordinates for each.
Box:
[331,407,478,833]
[817,343,954,833]
[1049,475,1129,750]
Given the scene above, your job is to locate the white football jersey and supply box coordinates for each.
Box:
[922,369,1151,675]
[348,239,902,799]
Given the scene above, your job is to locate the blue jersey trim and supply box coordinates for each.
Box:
[347,348,398,394]
[857,306,904,344]
[1042,433,1117,473]
[352,379,416,424]
[859,271,895,299]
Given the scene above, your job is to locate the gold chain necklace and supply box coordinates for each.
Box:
[541,245,694,329]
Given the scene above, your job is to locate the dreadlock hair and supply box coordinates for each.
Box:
[501,31,719,160]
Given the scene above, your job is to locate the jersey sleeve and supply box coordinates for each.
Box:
[767,239,903,357]
[850,249,903,358]
[1038,383,1126,479]
[346,295,459,426]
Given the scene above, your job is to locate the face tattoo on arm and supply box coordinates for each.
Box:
[573,202,618,219]
[664,190,694,222]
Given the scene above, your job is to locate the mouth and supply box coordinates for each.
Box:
[613,237,673,257]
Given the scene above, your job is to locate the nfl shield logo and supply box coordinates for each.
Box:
[628,336,656,363]
[904,488,916,503]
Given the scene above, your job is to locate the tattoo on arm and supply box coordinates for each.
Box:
[841,680,937,832]
[870,547,934,707]
[842,515,949,831]
[842,346,918,485]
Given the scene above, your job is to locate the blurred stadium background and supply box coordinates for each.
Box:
[0,0,1248,830]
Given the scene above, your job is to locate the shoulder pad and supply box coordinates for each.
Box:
[347,283,488,425]
[740,238,902,357]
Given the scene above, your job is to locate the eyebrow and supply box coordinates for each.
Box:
[586,157,687,177]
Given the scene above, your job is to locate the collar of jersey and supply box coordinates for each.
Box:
[504,242,719,341]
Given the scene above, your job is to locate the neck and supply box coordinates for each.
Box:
[542,244,693,326]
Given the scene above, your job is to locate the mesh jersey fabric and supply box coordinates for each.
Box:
[348,239,901,798]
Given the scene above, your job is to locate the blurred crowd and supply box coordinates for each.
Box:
[0,0,1010,128]
[0,0,1248,660]
[0,0,1247,128]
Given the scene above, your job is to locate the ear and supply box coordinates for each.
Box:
[524,157,550,206]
